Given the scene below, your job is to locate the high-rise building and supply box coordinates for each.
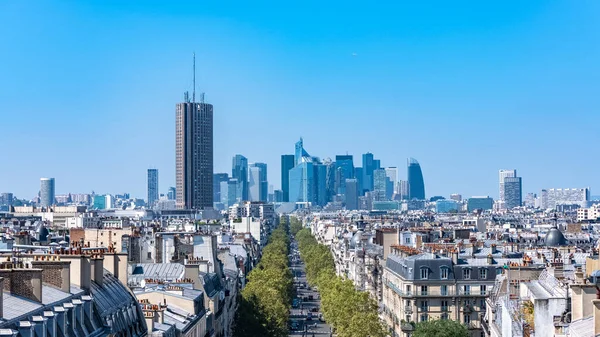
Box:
[385,167,397,200]
[213,173,229,203]
[40,177,55,207]
[250,163,268,201]
[407,158,425,200]
[398,180,409,200]
[314,163,328,206]
[232,155,249,201]
[345,179,358,210]
[226,178,240,206]
[167,187,176,200]
[373,168,389,201]
[0,193,13,206]
[289,162,315,204]
[294,138,311,165]
[450,193,462,202]
[362,153,376,192]
[147,169,159,208]
[335,155,354,195]
[498,169,517,202]
[248,166,262,202]
[281,155,295,202]
[467,196,494,212]
[543,188,590,209]
[354,167,364,196]
[503,176,522,209]
[175,98,214,210]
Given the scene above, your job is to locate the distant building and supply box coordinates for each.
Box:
[147,169,158,208]
[498,169,517,202]
[167,186,176,200]
[345,179,359,210]
[40,177,55,207]
[467,196,494,212]
[436,199,459,213]
[281,154,295,202]
[542,188,590,209]
[232,155,249,201]
[175,99,214,210]
[213,173,229,203]
[503,176,522,209]
[385,167,398,200]
[373,168,389,201]
[407,158,425,200]
[362,152,378,192]
[249,162,268,201]
[1,192,14,207]
[248,166,262,202]
[450,193,462,202]
[397,180,409,200]
[335,155,354,195]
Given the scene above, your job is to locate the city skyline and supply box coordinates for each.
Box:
[2,1,599,198]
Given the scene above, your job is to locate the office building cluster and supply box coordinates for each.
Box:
[212,155,271,211]
[278,138,426,211]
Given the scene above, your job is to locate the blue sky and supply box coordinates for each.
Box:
[1,1,599,200]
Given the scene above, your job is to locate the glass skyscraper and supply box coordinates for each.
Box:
[40,177,55,207]
[250,163,268,201]
[373,168,389,201]
[289,162,315,203]
[503,176,522,209]
[335,155,354,195]
[345,179,359,210]
[213,173,229,203]
[232,155,248,201]
[281,154,295,202]
[147,169,158,208]
[407,158,425,200]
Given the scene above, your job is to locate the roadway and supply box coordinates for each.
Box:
[289,239,333,337]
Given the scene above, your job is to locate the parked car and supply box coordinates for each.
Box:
[310,307,319,312]
[306,312,313,321]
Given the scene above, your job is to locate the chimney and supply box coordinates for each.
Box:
[90,257,104,287]
[491,244,497,255]
[10,267,43,303]
[53,306,66,336]
[487,254,494,265]
[144,311,155,334]
[60,255,91,291]
[31,316,46,337]
[451,250,459,265]
[184,263,201,291]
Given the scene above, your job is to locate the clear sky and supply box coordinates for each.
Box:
[1,1,599,200]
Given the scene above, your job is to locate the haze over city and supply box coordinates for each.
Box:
[1,1,599,198]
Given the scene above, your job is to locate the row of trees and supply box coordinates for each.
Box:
[233,218,293,337]
[294,222,387,337]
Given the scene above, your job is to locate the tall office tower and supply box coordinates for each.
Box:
[385,167,398,200]
[498,169,517,202]
[40,178,55,207]
[314,164,328,206]
[232,155,249,201]
[248,166,262,201]
[398,180,409,200]
[373,169,389,201]
[294,138,311,165]
[226,178,240,206]
[0,193,13,206]
[175,92,214,209]
[213,173,229,203]
[250,163,268,201]
[345,179,359,210]
[281,155,295,202]
[167,187,176,200]
[324,159,336,202]
[335,155,354,195]
[503,176,522,209]
[289,161,315,203]
[147,169,159,208]
[407,158,425,200]
[362,153,375,192]
[354,167,364,196]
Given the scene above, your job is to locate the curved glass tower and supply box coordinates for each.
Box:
[407,158,425,200]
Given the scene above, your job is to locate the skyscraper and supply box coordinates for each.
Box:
[147,169,159,208]
[213,173,229,203]
[250,163,268,201]
[232,155,249,201]
[407,158,425,200]
[373,169,389,201]
[362,153,375,192]
[499,169,517,202]
[281,154,295,202]
[248,166,262,202]
[175,97,214,210]
[335,155,354,195]
[40,178,55,207]
[385,167,398,200]
[167,187,176,200]
[289,161,315,203]
[345,179,358,210]
[503,176,522,209]
[354,167,364,196]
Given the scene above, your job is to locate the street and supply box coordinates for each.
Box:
[289,239,333,337]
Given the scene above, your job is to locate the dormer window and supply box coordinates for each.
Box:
[463,268,471,280]
[440,266,449,279]
[479,268,487,279]
[420,267,429,279]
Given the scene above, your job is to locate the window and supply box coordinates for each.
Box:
[463,269,471,279]
[496,268,503,275]
[441,285,448,296]
[440,267,449,279]
[420,268,429,279]
[480,299,486,310]
[441,313,449,320]
[464,313,471,324]
[406,285,412,295]
[441,300,448,312]
[147,252,152,259]
[406,315,411,322]
[480,285,487,295]
[463,285,471,295]
[405,237,411,244]
[420,300,428,312]
[479,268,487,279]
[421,286,428,296]
[420,314,428,322]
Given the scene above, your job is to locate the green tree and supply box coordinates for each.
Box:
[413,319,469,337]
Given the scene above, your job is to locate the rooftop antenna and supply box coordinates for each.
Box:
[192,52,196,103]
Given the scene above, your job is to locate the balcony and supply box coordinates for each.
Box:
[403,306,413,314]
